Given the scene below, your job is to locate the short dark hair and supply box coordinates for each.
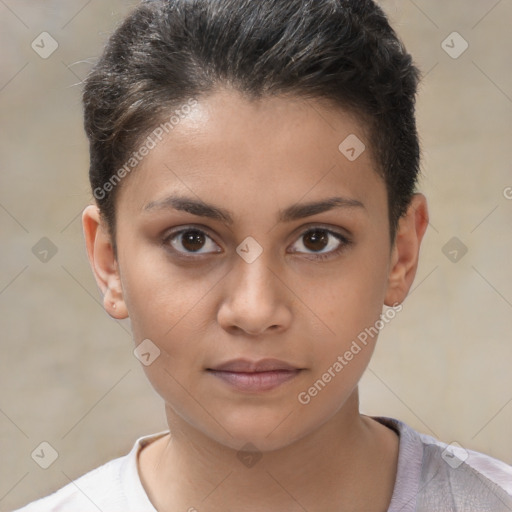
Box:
[83,0,422,258]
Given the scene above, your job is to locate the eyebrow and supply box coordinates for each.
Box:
[143,194,366,225]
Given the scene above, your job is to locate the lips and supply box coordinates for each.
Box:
[207,358,300,373]
[206,358,303,392]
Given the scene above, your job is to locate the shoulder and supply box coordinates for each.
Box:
[417,429,512,497]
[416,430,512,511]
[12,456,126,512]
[11,431,168,512]
[375,417,512,512]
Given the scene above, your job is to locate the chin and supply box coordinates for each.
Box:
[206,411,310,452]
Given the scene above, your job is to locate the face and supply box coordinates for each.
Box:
[83,88,426,452]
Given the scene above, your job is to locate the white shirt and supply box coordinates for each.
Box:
[14,430,166,512]
[12,417,512,511]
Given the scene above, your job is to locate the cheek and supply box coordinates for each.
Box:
[119,254,222,404]
[302,238,390,384]
[121,245,220,341]
[295,277,384,420]
[316,256,389,344]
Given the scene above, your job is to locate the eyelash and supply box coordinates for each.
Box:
[161,225,352,262]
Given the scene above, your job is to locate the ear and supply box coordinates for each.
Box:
[384,193,429,307]
[82,204,129,319]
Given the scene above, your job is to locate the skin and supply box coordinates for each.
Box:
[82,87,429,512]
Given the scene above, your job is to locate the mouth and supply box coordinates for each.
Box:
[207,358,301,373]
[206,358,304,392]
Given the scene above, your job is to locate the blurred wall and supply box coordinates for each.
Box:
[1,0,511,509]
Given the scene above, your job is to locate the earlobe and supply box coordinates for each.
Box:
[384,193,429,307]
[81,204,129,319]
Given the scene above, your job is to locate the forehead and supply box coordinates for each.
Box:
[115,88,386,221]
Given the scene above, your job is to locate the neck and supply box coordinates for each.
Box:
[139,389,399,512]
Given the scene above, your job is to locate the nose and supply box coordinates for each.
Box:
[217,253,293,336]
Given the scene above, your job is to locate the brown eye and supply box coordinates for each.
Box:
[180,230,207,252]
[164,228,221,256]
[289,227,351,261]
[302,229,329,252]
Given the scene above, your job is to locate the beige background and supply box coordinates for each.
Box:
[1,0,511,509]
